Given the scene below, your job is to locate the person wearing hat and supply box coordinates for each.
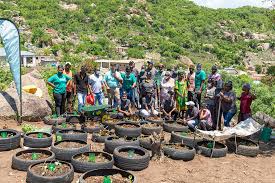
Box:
[63,62,74,112]
[184,101,200,131]
[219,81,237,127]
[208,65,221,82]
[237,83,256,122]
[140,71,156,99]
[140,88,158,118]
[162,91,178,120]
[199,103,213,131]
[116,91,133,119]
[104,63,123,108]
[121,66,137,103]
[175,70,188,117]
[194,63,206,107]
[187,64,196,102]
[47,65,71,116]
[160,71,175,103]
[145,60,157,79]
[89,68,105,105]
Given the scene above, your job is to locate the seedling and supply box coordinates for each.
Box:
[37,132,43,138]
[103,176,111,183]
[56,134,62,142]
[128,150,135,158]
[47,163,56,171]
[31,153,38,160]
[1,132,7,138]
[61,123,67,128]
[88,153,96,163]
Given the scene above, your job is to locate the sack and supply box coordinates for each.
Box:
[86,94,95,105]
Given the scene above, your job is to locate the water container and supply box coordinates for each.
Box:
[260,127,272,143]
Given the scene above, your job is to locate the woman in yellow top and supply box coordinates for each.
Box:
[175,70,188,118]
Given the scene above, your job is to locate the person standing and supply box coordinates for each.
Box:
[129,61,139,107]
[160,71,175,103]
[140,71,156,99]
[204,79,216,123]
[194,63,206,107]
[104,63,123,108]
[238,83,256,122]
[187,64,196,102]
[208,65,221,82]
[74,66,90,113]
[89,68,105,105]
[47,65,71,116]
[219,81,237,127]
[63,62,74,112]
[121,66,137,103]
[145,61,157,79]
[175,70,188,118]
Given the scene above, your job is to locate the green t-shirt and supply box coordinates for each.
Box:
[121,73,136,90]
[195,70,206,91]
[48,73,71,94]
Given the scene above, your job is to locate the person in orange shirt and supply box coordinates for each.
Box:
[63,62,74,112]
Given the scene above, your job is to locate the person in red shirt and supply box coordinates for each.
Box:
[238,83,256,122]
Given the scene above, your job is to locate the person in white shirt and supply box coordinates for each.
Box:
[89,68,105,105]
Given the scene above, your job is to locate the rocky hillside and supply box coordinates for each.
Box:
[0,0,274,68]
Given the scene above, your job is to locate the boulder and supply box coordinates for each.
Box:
[178,55,194,66]
[253,112,275,128]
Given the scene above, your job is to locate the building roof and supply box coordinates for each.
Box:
[95,59,145,64]
[0,48,35,57]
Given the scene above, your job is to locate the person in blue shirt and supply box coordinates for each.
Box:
[47,65,71,116]
[195,63,206,107]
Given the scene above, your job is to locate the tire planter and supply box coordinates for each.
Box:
[0,129,20,151]
[78,168,137,183]
[71,151,114,173]
[81,123,104,134]
[163,143,196,161]
[170,131,203,147]
[163,120,189,133]
[26,160,74,183]
[51,140,90,161]
[139,135,152,150]
[141,122,162,135]
[146,117,164,125]
[115,122,142,138]
[23,132,53,148]
[12,149,55,171]
[56,130,88,142]
[113,146,150,171]
[226,137,259,157]
[63,112,83,123]
[197,141,228,158]
[92,130,115,143]
[102,119,122,130]
[52,123,76,133]
[104,136,140,154]
[44,115,66,125]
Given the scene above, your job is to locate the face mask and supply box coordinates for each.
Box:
[122,97,127,101]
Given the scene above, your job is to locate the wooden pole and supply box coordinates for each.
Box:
[216,98,222,130]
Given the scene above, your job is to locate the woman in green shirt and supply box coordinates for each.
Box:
[175,70,188,118]
[47,65,71,116]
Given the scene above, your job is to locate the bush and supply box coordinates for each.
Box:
[267,66,275,76]
[255,65,262,74]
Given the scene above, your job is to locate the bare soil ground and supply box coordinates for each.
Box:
[0,120,274,183]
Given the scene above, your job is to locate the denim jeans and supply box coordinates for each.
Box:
[187,119,199,131]
[94,92,104,105]
[77,92,87,112]
[223,111,236,127]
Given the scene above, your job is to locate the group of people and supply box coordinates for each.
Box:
[47,60,256,131]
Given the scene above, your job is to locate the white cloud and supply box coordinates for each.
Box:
[191,0,273,9]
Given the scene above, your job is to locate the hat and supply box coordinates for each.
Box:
[242,83,251,90]
[129,60,134,64]
[186,101,195,106]
[125,66,131,72]
[147,60,154,65]
[165,71,171,76]
[225,81,233,88]
[211,65,217,70]
[196,63,202,69]
[189,64,195,69]
[146,88,154,94]
[122,91,127,96]
[65,62,71,66]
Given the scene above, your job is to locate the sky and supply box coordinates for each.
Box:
[191,0,273,9]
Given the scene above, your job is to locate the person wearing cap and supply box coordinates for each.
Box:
[140,71,156,99]
[89,68,105,105]
[160,71,175,103]
[121,66,137,103]
[208,65,221,82]
[47,65,71,116]
[219,81,237,127]
[104,63,123,108]
[187,64,196,102]
[199,103,213,131]
[116,91,133,119]
[162,91,178,120]
[145,60,157,79]
[194,63,206,107]
[140,88,158,118]
[237,83,256,122]
[185,101,200,131]
[74,66,91,113]
[63,62,74,112]
[175,70,188,117]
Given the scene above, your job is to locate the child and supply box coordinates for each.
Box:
[162,91,178,120]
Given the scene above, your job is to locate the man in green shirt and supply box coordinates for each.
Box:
[121,66,137,104]
[47,65,71,115]
[195,63,206,107]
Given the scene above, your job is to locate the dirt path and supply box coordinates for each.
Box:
[0,120,274,183]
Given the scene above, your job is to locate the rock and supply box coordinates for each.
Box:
[261,43,270,51]
[178,55,194,66]
[223,31,237,42]
[253,112,275,128]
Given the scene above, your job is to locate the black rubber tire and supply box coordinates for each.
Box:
[113,145,150,171]
[78,168,137,183]
[146,118,164,125]
[51,140,91,161]
[0,129,21,151]
[52,124,76,133]
[71,151,114,173]
[163,121,189,133]
[44,115,66,125]
[63,112,82,123]
[139,136,152,150]
[23,132,53,148]
[226,138,259,157]
[115,122,142,138]
[92,132,114,143]
[56,130,88,142]
[141,122,162,135]
[163,143,196,161]
[26,160,74,183]
[104,136,140,154]
[197,141,228,158]
[82,124,104,134]
[102,119,123,130]
[170,131,203,147]
[12,149,55,171]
